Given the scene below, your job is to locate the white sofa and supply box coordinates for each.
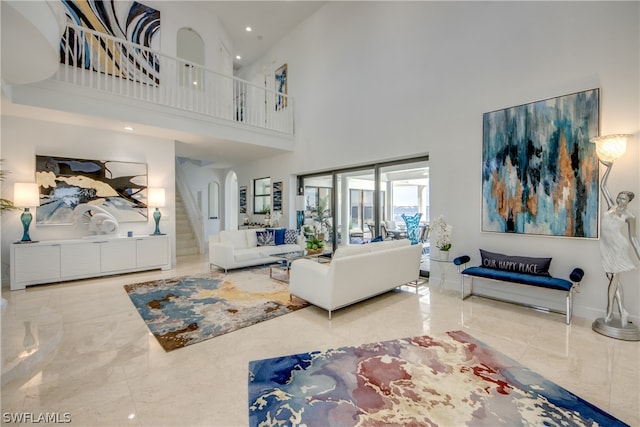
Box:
[290,239,423,319]
[209,228,305,272]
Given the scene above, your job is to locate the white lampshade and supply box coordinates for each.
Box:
[590,134,631,162]
[147,187,166,207]
[295,195,305,211]
[13,183,40,207]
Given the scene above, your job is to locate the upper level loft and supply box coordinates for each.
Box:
[2,1,295,159]
[53,23,293,135]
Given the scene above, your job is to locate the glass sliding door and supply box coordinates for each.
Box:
[335,168,375,248]
[379,161,429,244]
[298,156,429,253]
[301,175,333,251]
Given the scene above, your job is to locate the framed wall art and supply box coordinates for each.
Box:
[239,186,247,214]
[272,181,283,212]
[275,63,288,111]
[481,88,599,238]
[35,155,148,224]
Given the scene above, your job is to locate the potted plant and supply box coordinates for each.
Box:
[305,235,325,254]
[0,160,17,213]
[309,196,332,240]
[432,215,453,258]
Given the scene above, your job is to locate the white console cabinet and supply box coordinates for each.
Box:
[10,235,171,290]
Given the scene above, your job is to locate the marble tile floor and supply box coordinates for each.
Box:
[1,254,638,426]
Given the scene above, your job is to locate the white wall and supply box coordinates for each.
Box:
[144,1,232,72]
[0,116,177,287]
[235,1,640,321]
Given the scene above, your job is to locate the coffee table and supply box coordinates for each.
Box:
[269,250,331,283]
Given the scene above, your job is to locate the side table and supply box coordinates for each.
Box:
[429,255,454,285]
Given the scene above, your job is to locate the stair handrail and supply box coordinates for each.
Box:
[56,23,293,134]
[175,160,205,255]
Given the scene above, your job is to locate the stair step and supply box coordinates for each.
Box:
[176,239,197,249]
[177,246,199,256]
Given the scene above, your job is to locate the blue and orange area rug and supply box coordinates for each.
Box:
[248,331,627,426]
[124,267,308,351]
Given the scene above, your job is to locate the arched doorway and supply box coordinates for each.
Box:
[177,27,204,88]
[225,170,238,231]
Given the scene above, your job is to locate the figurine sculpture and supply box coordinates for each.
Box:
[73,203,120,235]
[598,191,640,326]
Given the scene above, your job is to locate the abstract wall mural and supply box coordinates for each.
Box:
[60,0,160,85]
[36,155,148,225]
[482,89,599,238]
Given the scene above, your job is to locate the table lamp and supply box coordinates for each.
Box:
[13,182,40,243]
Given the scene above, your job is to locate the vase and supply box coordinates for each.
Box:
[441,250,450,261]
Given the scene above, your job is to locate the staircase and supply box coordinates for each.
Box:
[175,192,199,257]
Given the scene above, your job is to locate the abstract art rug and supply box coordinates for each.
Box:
[249,331,626,426]
[124,267,308,351]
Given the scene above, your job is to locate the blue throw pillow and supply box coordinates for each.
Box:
[267,228,286,245]
[370,236,384,243]
[284,229,298,244]
[256,230,275,246]
[276,228,286,245]
[480,249,551,276]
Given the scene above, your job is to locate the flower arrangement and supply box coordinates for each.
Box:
[432,215,452,251]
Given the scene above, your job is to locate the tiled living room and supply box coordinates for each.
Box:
[1,1,639,426]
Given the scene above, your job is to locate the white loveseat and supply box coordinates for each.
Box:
[290,239,423,319]
[209,228,305,272]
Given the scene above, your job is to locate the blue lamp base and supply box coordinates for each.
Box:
[151,208,165,235]
[18,208,37,243]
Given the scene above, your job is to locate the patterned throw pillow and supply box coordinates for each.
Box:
[256,230,275,246]
[284,229,298,245]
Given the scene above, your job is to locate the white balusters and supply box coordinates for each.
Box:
[55,23,293,134]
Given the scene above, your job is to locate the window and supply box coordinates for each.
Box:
[253,177,271,214]
[298,156,428,250]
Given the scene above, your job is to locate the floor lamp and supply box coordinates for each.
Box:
[590,134,639,341]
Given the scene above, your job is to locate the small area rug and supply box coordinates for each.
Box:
[124,267,308,351]
[248,331,626,426]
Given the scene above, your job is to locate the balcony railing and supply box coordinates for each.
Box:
[55,24,293,134]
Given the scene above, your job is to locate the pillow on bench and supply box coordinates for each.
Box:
[480,249,552,277]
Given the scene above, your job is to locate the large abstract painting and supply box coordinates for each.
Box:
[36,155,148,224]
[60,0,160,85]
[482,89,599,238]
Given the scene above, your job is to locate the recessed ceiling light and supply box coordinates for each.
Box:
[192,81,198,86]
[235,55,242,60]
[124,126,134,131]
[245,26,252,32]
